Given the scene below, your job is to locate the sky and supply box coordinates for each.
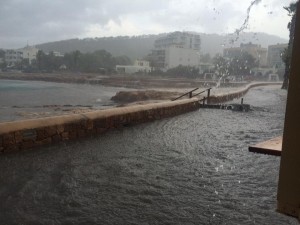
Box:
[0,0,294,49]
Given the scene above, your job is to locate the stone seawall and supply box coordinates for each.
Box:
[0,99,200,153]
[208,82,281,104]
[0,82,281,153]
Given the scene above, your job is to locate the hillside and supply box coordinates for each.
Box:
[37,32,288,60]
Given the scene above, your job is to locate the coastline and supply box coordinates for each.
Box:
[0,72,282,122]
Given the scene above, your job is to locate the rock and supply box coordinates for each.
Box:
[111,90,180,103]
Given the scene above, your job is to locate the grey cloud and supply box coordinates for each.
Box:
[0,0,289,48]
[0,0,168,48]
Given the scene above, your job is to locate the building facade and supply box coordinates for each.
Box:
[151,32,201,70]
[21,46,39,64]
[164,46,199,69]
[5,50,23,65]
[5,45,39,66]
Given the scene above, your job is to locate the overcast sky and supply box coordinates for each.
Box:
[0,0,294,49]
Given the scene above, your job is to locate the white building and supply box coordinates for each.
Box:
[21,45,39,64]
[154,31,200,50]
[151,32,201,70]
[164,46,199,70]
[116,60,151,74]
[5,50,23,65]
[5,45,39,65]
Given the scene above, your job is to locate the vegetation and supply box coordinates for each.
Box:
[213,52,258,77]
[20,49,132,74]
[35,32,287,61]
[281,1,298,89]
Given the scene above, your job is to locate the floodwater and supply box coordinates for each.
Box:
[0,85,297,224]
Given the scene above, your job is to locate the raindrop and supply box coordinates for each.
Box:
[215,190,218,195]
[238,180,241,184]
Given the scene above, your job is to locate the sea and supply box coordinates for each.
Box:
[0,79,131,122]
[0,80,296,224]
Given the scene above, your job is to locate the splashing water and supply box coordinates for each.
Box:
[236,0,262,36]
[213,0,262,90]
[228,0,262,45]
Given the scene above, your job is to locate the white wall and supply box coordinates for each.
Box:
[164,46,199,69]
[116,65,151,74]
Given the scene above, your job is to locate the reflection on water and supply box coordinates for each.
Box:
[0,86,296,224]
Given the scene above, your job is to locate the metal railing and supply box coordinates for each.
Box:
[172,87,212,103]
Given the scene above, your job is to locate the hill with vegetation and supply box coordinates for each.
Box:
[36,32,287,60]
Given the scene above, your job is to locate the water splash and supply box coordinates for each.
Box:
[236,0,262,36]
[228,0,262,45]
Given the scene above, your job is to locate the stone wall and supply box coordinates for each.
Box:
[0,99,200,153]
[208,82,280,104]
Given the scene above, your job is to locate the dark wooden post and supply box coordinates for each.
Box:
[189,91,192,98]
[207,88,211,104]
[277,2,300,219]
[241,98,244,105]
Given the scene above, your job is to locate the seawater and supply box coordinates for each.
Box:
[0,79,131,121]
[0,85,296,224]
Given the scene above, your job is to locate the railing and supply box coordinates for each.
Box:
[172,87,212,104]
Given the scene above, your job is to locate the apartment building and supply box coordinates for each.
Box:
[5,45,39,65]
[151,32,201,70]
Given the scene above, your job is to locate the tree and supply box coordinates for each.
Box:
[0,60,7,70]
[200,53,212,63]
[228,52,257,76]
[282,1,298,89]
[114,55,132,66]
[213,55,229,77]
[166,65,199,78]
[212,52,257,79]
[63,50,82,71]
[0,49,5,58]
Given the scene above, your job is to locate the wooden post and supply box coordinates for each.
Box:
[189,91,192,98]
[241,98,244,105]
[277,2,300,220]
[207,89,211,104]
